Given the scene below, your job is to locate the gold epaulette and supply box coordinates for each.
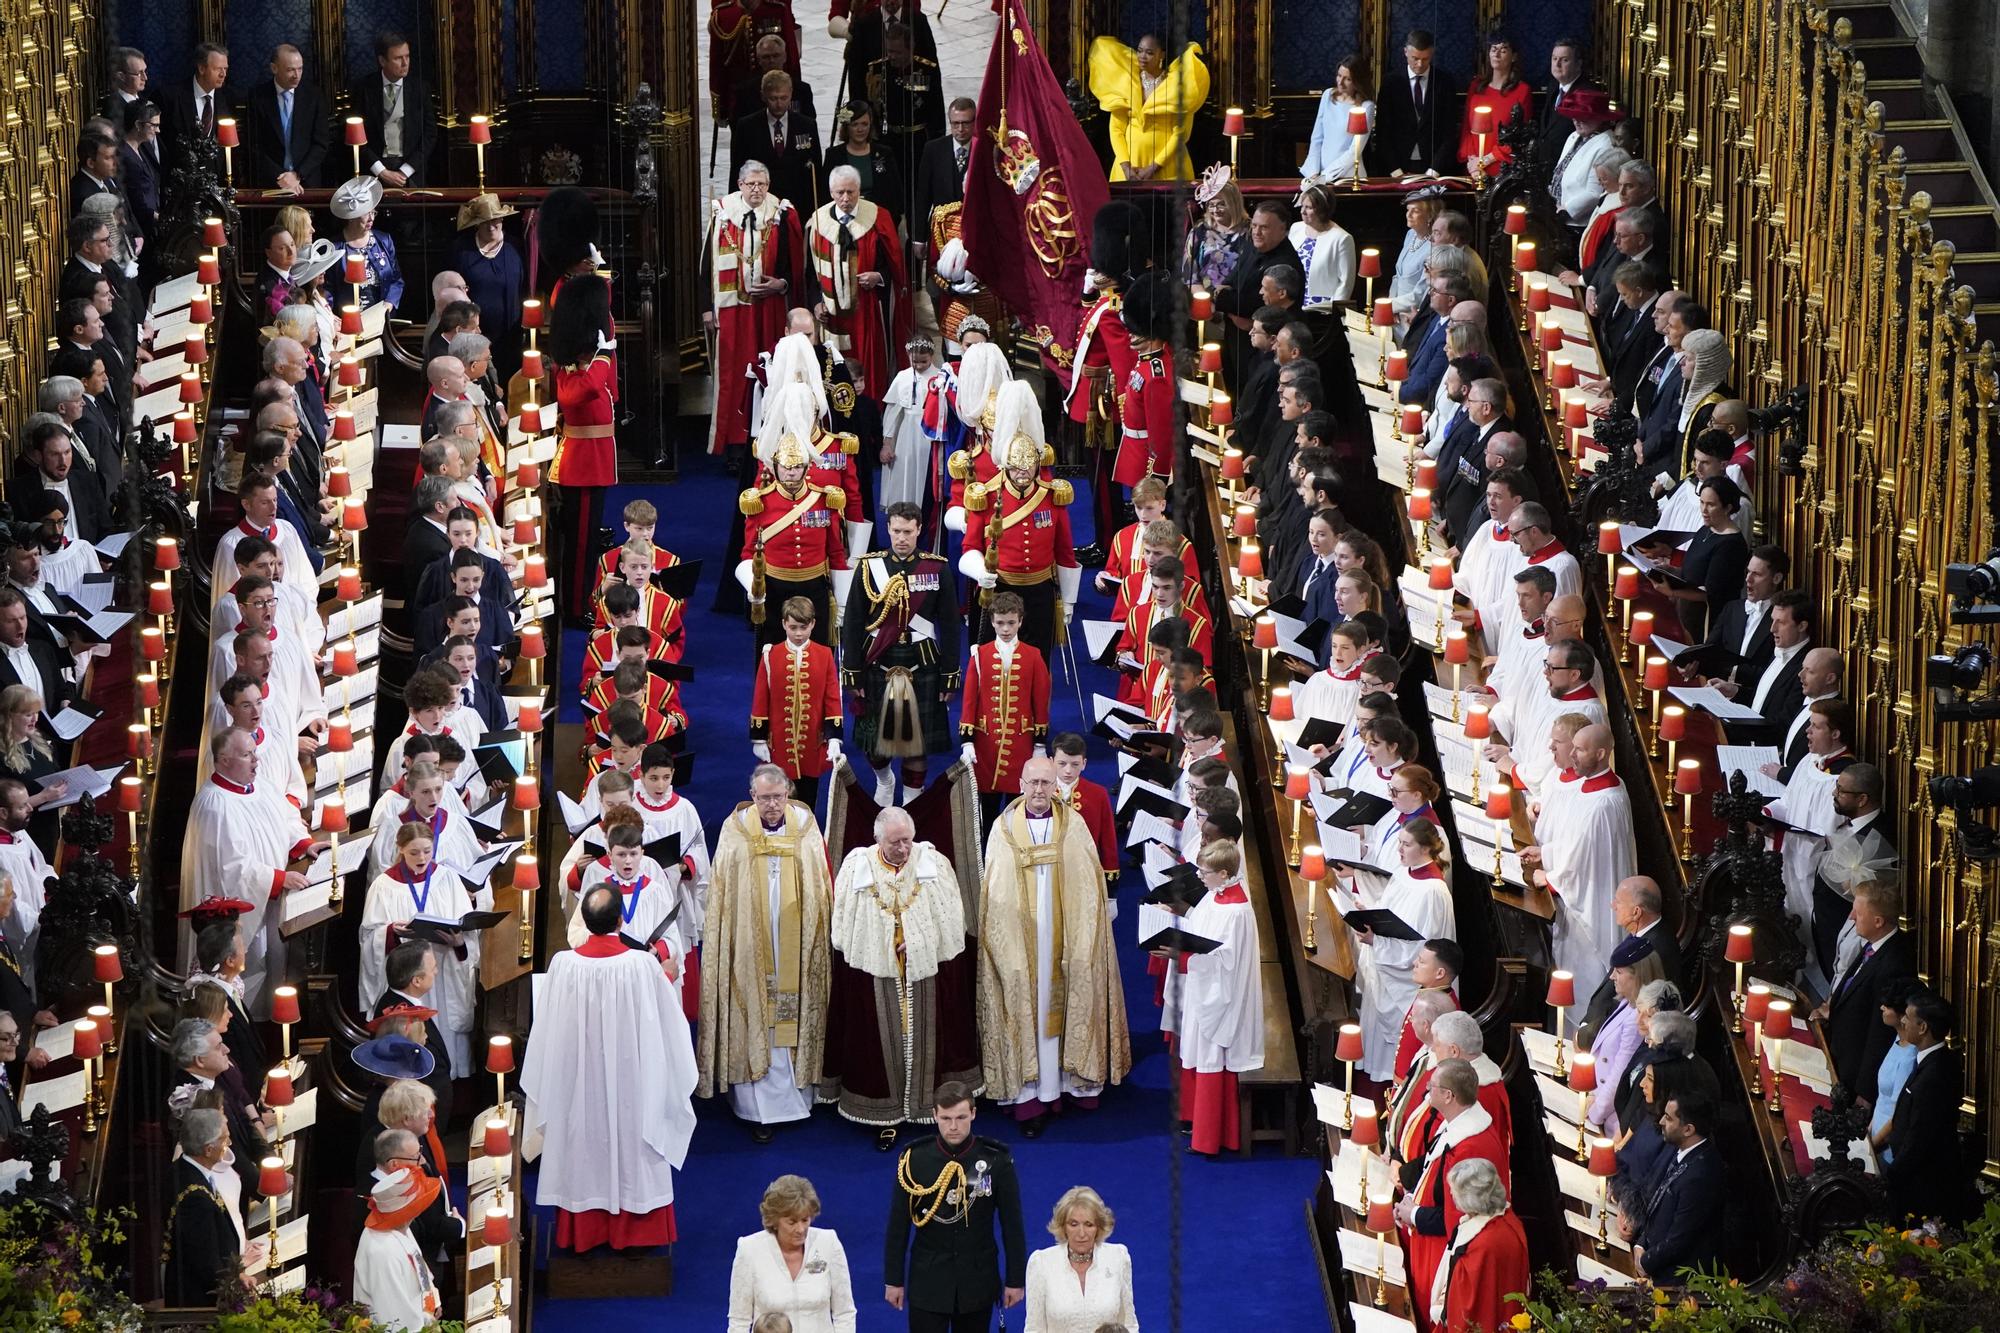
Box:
[965,482,991,511]
[1050,479,1075,506]
[821,483,848,504]
[739,487,765,516]
[947,450,972,481]
[836,432,860,455]
[1040,444,1056,467]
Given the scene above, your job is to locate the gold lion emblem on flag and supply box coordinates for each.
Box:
[988,112,1080,278]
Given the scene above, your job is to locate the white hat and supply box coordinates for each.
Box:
[331,174,384,221]
[290,238,340,285]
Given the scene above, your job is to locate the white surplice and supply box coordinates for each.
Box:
[1768,751,1845,978]
[1177,885,1264,1076]
[359,864,487,1074]
[179,774,312,1011]
[1541,772,1637,1005]
[1351,865,1457,1080]
[351,1224,440,1332]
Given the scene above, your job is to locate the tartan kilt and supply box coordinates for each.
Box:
[855,660,954,758]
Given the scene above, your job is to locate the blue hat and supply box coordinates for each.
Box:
[352,1034,435,1081]
[1609,934,1657,969]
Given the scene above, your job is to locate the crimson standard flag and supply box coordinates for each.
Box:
[962,0,1110,388]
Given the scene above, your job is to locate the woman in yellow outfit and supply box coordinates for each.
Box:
[1088,34,1211,182]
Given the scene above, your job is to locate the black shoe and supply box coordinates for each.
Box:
[1074,542,1106,567]
[1021,1116,1046,1139]
[751,1124,775,1144]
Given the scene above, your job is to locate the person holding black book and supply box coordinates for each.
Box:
[1168,840,1264,1156]
[360,822,487,1081]
[1341,818,1458,1080]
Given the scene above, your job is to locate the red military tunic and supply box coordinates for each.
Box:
[1112,348,1178,486]
[584,625,676,675]
[1064,776,1120,885]
[962,478,1077,584]
[1064,289,1137,423]
[739,481,850,581]
[553,354,618,487]
[758,430,862,519]
[946,435,1054,512]
[957,640,1050,794]
[1103,521,1200,619]
[750,639,843,778]
[1117,598,1213,706]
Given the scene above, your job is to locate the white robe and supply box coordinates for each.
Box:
[524,941,697,1216]
[212,520,318,607]
[0,833,53,990]
[1497,547,1582,639]
[1003,810,1104,1106]
[726,842,819,1124]
[367,804,486,883]
[40,537,101,599]
[1541,773,1637,1005]
[1294,663,1363,733]
[1177,885,1263,1075]
[351,1223,440,1332]
[632,791,711,943]
[1454,518,1522,630]
[1508,685,1604,797]
[179,775,311,1011]
[881,365,945,510]
[209,628,323,732]
[567,855,681,960]
[1768,752,1845,979]
[378,724,482,798]
[1483,623,1550,710]
[359,865,487,1074]
[1350,865,1457,1080]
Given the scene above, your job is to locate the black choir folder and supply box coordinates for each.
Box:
[619,901,682,953]
[1140,866,1206,911]
[1139,926,1223,956]
[1337,907,1424,942]
[401,910,512,943]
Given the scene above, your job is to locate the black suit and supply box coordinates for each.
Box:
[1371,63,1460,176]
[11,463,112,543]
[67,168,123,217]
[117,138,163,242]
[1602,298,1666,408]
[731,75,815,125]
[345,74,439,185]
[1633,357,1684,465]
[74,396,123,502]
[1698,598,1776,691]
[1440,416,1510,547]
[0,635,76,713]
[1635,1139,1725,1281]
[1883,1045,1969,1224]
[913,133,969,238]
[1577,920,1684,1052]
[1215,237,1301,392]
[244,80,333,188]
[158,82,234,172]
[163,1157,241,1305]
[58,259,138,375]
[730,107,822,215]
[1591,244,1666,333]
[370,987,454,1122]
[1824,924,1915,1097]
[842,5,940,103]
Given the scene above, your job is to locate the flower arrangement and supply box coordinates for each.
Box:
[210,1283,465,1333]
[0,1202,145,1332]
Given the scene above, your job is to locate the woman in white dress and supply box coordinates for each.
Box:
[1286,182,1356,308]
[1340,819,1457,1080]
[1301,56,1375,184]
[726,1174,858,1333]
[359,821,489,1075]
[880,336,945,510]
[1024,1185,1138,1333]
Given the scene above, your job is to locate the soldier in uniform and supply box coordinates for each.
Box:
[1065,202,1150,557]
[761,337,869,551]
[738,391,851,650]
[1112,269,1185,492]
[884,1079,1027,1332]
[936,339,1015,535]
[958,384,1081,665]
[867,22,946,225]
[843,499,962,806]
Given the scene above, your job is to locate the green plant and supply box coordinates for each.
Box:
[0,1201,145,1331]
[212,1285,463,1333]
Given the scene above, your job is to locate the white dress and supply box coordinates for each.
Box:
[726,1227,859,1333]
[1349,863,1457,1080]
[882,364,945,510]
[1302,95,1375,181]
[1024,1242,1139,1333]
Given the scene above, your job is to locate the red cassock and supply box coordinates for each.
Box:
[584,625,676,674]
[1065,776,1119,884]
[962,479,1077,582]
[1104,523,1199,619]
[1439,1210,1531,1333]
[808,199,910,399]
[1112,349,1178,486]
[740,482,850,575]
[1403,1115,1511,1333]
[553,354,618,487]
[585,702,688,751]
[592,583,687,643]
[706,196,805,453]
[1117,599,1213,706]
[1064,290,1137,423]
[751,639,843,778]
[584,673,683,721]
[958,641,1050,793]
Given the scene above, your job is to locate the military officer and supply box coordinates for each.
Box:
[884,1080,1027,1332]
[739,390,851,649]
[957,383,1081,664]
[842,499,962,806]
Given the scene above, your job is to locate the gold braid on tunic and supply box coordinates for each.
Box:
[897,1150,970,1227]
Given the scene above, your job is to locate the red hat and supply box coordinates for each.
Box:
[369,1002,439,1034]
[1557,88,1618,122]
[366,1165,443,1230]
[178,896,257,924]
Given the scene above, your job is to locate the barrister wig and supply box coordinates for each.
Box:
[535,185,601,284]
[1121,269,1181,343]
[1090,199,1153,289]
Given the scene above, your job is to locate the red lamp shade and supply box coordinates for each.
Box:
[486,1034,517,1074]
[324,469,353,505]
[342,497,369,532]
[1407,488,1433,522]
[524,554,550,590]
[1253,615,1278,650]
[332,643,359,676]
[336,567,362,601]
[1484,782,1512,822]
[521,298,544,330]
[92,943,123,984]
[126,726,153,762]
[1237,544,1263,579]
[512,775,541,811]
[319,796,350,834]
[1463,704,1491,740]
[344,252,367,285]
[1546,969,1576,1008]
[1673,758,1704,796]
[1658,706,1687,742]
[117,775,143,812]
[519,402,544,434]
[198,253,222,286]
[1208,392,1233,426]
[1350,1106,1380,1147]
[190,293,214,324]
[515,462,541,489]
[203,217,226,247]
[1232,505,1257,538]
[1416,458,1439,492]
[264,1067,295,1107]
[328,718,354,752]
[519,624,547,658]
[340,305,364,336]
[1284,765,1311,801]
[183,332,208,366]
[1357,248,1381,279]
[520,348,545,381]
[154,537,182,571]
[1597,521,1622,555]
[1189,288,1214,321]
[1385,349,1409,382]
[1372,297,1394,328]
[1515,240,1538,274]
[518,702,544,733]
[1614,566,1640,600]
[1346,107,1370,136]
[345,116,367,145]
[1471,104,1496,135]
[1564,395,1589,430]
[216,118,239,147]
[270,986,302,1025]
[1588,1137,1618,1177]
[1540,320,1565,353]
[173,411,197,444]
[512,517,537,546]
[1528,281,1552,314]
[1220,449,1245,480]
[1444,631,1470,665]
[1551,358,1578,390]
[1631,611,1655,645]
[1764,999,1794,1039]
[1335,1023,1365,1064]
[1568,1051,1597,1092]
[1725,923,1756,964]
[1428,557,1454,591]
[140,628,166,663]
[1198,343,1222,374]
[148,581,174,616]
[483,1116,512,1160]
[259,1156,289,1199]
[1503,205,1529,236]
[513,854,541,891]
[338,356,363,387]
[178,372,204,405]
[469,115,492,145]
[483,1204,513,1246]
[1400,405,1425,436]
[1366,1199,1396,1234]
[1269,687,1294,722]
[1300,844,1327,881]
[1644,656,1670,691]
[72,1018,102,1062]
[1222,107,1246,137]
[1744,985,1772,1024]
[335,410,361,444]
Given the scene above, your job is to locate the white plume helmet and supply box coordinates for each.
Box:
[954,340,1013,431]
[766,332,831,419]
[990,380,1046,474]
[755,382,821,471]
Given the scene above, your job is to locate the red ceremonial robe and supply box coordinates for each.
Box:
[1395,985,1459,1081]
[1403,1107,1510,1333]
[706,194,805,453]
[809,199,910,399]
[1438,1210,1531,1333]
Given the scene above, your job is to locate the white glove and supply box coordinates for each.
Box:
[752,741,771,762]
[936,238,969,283]
[828,15,850,38]
[960,742,978,769]
[1063,599,1076,623]
[825,738,843,768]
[945,506,966,534]
[735,559,757,596]
[958,548,997,590]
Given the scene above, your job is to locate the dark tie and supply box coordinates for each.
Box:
[773,119,784,154]
[201,93,214,134]
[955,144,968,176]
[1837,941,1876,997]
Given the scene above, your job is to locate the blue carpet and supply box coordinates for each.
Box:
[533,448,1326,1331]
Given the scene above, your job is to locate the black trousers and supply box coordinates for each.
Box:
[908,1306,992,1333]
[1812,878,1849,979]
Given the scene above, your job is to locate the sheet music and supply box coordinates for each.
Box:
[1350,1306,1418,1333]
[47,704,100,742]
[272,1086,319,1138]
[1649,633,1691,661]
[38,765,121,809]
[69,574,117,614]
[1081,619,1122,660]
[323,594,385,641]
[1518,1025,1563,1076]
[1762,1035,1833,1091]
[1335,1227,1406,1287]
[1717,744,1785,797]
[282,880,333,924]
[1125,810,1179,850]
[1309,1085,1375,1128]
[1800,1119,1879,1174]
[23,1069,88,1114]
[558,789,593,835]
[33,1019,82,1062]
[1553,1151,1605,1205]
[1538,1073,1582,1127]
[1668,684,1767,721]
[1328,1138,1396,1211]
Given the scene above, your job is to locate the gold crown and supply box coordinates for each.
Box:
[989,114,1043,197]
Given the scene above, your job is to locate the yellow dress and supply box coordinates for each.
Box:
[1088,38,1212,183]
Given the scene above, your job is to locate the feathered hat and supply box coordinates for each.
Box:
[755,382,821,472]
[954,340,1013,432]
[1090,199,1153,291]
[990,380,1049,474]
[1121,269,1181,343]
[765,332,830,419]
